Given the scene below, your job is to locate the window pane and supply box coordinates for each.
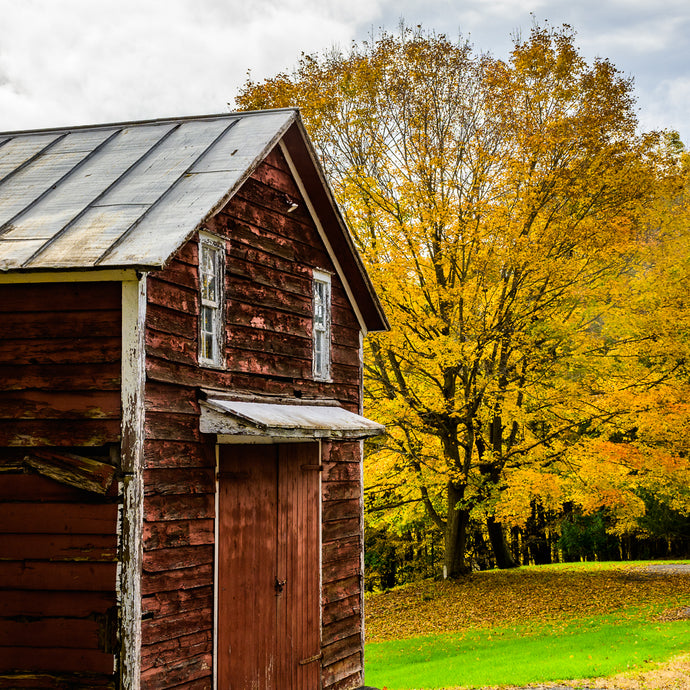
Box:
[200,245,218,303]
[198,236,224,366]
[312,274,330,380]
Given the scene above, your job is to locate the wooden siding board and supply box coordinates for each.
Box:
[1,311,122,339]
[141,608,213,645]
[0,591,114,619]
[0,647,115,675]
[143,468,214,496]
[141,631,212,671]
[323,594,360,626]
[323,535,360,565]
[146,302,197,339]
[0,502,118,534]
[228,302,311,340]
[321,615,362,647]
[141,564,213,596]
[0,561,117,591]
[0,282,121,312]
[0,419,121,447]
[0,337,121,366]
[0,618,105,649]
[0,672,115,688]
[139,652,212,688]
[144,494,214,522]
[0,470,108,501]
[146,328,197,367]
[0,391,120,420]
[141,587,213,617]
[0,534,117,562]
[322,651,363,688]
[147,277,198,315]
[0,363,121,392]
[144,440,213,469]
[322,576,361,606]
[142,545,214,573]
[144,411,201,443]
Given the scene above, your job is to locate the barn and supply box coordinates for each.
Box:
[0,110,388,690]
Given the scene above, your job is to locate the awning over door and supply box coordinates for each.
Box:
[200,399,385,441]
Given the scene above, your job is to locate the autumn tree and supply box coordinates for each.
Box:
[494,143,690,551]
[236,25,674,576]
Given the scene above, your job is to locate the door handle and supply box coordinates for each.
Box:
[274,577,286,594]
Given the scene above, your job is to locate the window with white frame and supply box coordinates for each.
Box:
[198,233,225,368]
[312,269,332,381]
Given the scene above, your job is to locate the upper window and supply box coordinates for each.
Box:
[312,269,332,381]
[198,233,225,368]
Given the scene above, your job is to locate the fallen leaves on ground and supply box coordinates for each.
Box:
[364,564,690,643]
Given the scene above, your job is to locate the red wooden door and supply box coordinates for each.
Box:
[217,443,321,690]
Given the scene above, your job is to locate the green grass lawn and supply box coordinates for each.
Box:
[363,562,690,689]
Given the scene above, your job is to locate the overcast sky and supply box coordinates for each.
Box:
[0,0,687,143]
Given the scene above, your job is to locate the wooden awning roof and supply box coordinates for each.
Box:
[200,399,385,441]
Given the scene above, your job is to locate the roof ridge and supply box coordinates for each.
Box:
[0,108,300,137]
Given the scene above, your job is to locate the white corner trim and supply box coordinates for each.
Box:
[213,444,220,690]
[119,276,147,690]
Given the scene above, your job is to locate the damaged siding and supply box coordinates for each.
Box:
[0,281,121,688]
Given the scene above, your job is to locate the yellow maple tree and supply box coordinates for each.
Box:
[237,25,681,575]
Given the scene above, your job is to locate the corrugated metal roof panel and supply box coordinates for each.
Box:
[100,110,294,267]
[0,110,296,272]
[0,133,62,182]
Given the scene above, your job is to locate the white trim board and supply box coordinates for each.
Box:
[0,269,138,283]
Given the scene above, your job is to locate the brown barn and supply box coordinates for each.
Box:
[0,110,387,690]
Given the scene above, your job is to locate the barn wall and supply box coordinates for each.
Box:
[0,282,122,688]
[141,145,365,689]
[0,282,122,447]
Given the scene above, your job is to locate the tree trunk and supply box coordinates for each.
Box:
[444,481,471,578]
[486,516,517,569]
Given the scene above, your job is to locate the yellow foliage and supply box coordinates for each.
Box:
[238,24,689,569]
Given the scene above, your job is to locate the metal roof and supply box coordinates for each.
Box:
[0,110,297,272]
[200,399,385,440]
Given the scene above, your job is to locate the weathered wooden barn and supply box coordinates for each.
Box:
[0,110,387,690]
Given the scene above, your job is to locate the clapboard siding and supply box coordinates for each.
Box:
[140,374,215,689]
[0,282,121,687]
[0,282,121,447]
[0,469,118,687]
[321,441,364,689]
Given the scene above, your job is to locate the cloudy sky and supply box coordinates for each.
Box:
[0,0,687,142]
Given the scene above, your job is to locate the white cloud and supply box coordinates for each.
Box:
[0,0,381,130]
[0,0,688,143]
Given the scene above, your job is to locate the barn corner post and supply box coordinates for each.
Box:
[119,275,147,690]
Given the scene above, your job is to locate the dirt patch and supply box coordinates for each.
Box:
[641,563,690,576]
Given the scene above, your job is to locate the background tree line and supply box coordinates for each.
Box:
[237,23,690,582]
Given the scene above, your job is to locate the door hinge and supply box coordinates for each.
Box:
[299,652,323,666]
